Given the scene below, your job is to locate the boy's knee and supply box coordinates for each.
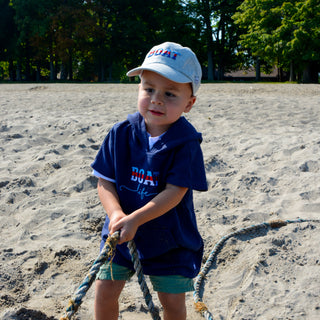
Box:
[157,292,186,314]
[95,279,125,301]
[95,280,126,320]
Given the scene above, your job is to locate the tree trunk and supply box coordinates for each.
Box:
[16,62,22,81]
[278,67,285,82]
[60,63,68,80]
[50,60,55,81]
[25,44,31,81]
[289,61,296,82]
[207,50,214,80]
[255,57,261,81]
[98,58,105,82]
[302,62,318,83]
[9,59,15,81]
[217,65,224,81]
[50,53,56,81]
[68,48,73,81]
[202,0,214,81]
[36,64,41,82]
[217,15,226,81]
[108,64,113,81]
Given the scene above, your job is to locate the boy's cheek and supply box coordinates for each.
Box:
[138,97,150,110]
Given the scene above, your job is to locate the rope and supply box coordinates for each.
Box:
[60,217,319,320]
[60,232,160,320]
[193,218,320,320]
[128,240,161,320]
[60,231,120,320]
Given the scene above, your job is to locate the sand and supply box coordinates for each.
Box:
[0,83,319,320]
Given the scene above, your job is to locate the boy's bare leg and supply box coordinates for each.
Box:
[157,292,187,320]
[94,279,126,320]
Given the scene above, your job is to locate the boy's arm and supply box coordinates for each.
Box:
[110,183,188,244]
[97,178,127,231]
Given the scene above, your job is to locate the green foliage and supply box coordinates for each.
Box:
[2,0,318,82]
[0,61,10,79]
[233,0,320,77]
[0,0,17,61]
[184,0,244,80]
[2,0,210,81]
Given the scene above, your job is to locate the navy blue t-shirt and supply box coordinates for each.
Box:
[91,112,207,278]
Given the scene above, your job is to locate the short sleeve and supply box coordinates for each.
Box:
[166,140,207,191]
[91,130,115,181]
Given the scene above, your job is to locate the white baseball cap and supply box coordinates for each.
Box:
[127,42,202,94]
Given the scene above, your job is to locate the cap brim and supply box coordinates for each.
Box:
[126,63,191,84]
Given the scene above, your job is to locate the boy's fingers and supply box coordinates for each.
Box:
[119,232,128,244]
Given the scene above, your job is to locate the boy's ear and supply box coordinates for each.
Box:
[184,96,196,113]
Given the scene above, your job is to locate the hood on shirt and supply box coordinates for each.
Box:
[127,112,202,152]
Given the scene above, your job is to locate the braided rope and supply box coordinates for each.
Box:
[60,231,120,320]
[128,240,161,320]
[193,218,320,320]
[60,217,319,320]
[60,232,160,320]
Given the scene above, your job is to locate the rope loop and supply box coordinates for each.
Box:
[193,218,320,320]
[60,217,319,320]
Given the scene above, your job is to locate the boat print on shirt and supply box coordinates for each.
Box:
[120,166,159,200]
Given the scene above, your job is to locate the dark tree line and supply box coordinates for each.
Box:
[0,0,319,83]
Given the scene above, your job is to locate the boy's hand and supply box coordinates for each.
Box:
[97,178,134,243]
[109,183,188,244]
[108,210,126,234]
[98,177,188,246]
[111,215,139,245]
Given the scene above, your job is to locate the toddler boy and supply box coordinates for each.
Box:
[91,42,207,320]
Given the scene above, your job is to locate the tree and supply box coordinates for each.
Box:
[0,0,18,80]
[4,0,251,82]
[186,0,243,80]
[194,0,215,80]
[213,0,244,80]
[51,0,88,80]
[86,0,113,82]
[233,0,320,83]
[11,0,60,80]
[107,0,163,78]
[157,0,202,48]
[287,0,320,82]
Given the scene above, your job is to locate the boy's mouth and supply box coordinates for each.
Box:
[149,110,164,116]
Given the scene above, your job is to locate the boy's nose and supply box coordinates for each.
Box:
[151,92,164,105]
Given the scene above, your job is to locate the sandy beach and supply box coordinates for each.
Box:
[0,83,319,320]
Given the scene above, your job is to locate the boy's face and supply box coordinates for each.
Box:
[138,70,196,137]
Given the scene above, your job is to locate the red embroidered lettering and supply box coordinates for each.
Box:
[144,170,155,186]
[155,49,163,56]
[138,169,145,183]
[171,51,181,60]
[131,167,138,181]
[162,50,171,58]
[147,50,155,58]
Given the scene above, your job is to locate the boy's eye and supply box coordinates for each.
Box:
[145,88,154,93]
[165,92,175,98]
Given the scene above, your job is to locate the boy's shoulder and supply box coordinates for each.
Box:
[109,112,147,146]
[167,116,202,143]
[111,112,141,131]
